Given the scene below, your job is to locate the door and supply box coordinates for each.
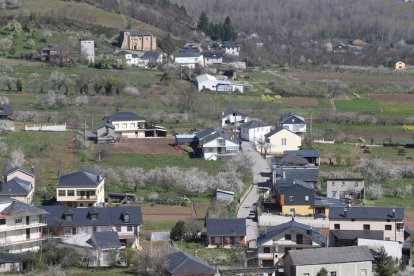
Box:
[26,229,30,240]
[26,216,30,225]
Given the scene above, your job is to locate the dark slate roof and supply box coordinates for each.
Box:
[97,122,115,130]
[240,120,270,130]
[327,171,364,180]
[276,167,319,183]
[221,108,246,117]
[206,218,246,236]
[176,51,200,58]
[202,131,239,145]
[0,198,47,216]
[280,112,305,124]
[40,205,143,227]
[0,104,13,117]
[0,252,34,264]
[272,154,309,167]
[195,128,217,140]
[3,166,35,178]
[37,44,58,51]
[0,177,32,196]
[222,41,239,48]
[257,218,326,246]
[165,252,216,276]
[142,51,161,60]
[203,51,223,59]
[57,168,103,188]
[89,231,122,249]
[264,126,298,138]
[287,246,374,266]
[330,230,384,240]
[329,207,404,220]
[284,150,320,158]
[104,111,145,122]
[278,178,314,191]
[313,196,346,207]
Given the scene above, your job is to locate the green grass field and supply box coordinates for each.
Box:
[334,99,381,113]
[372,196,414,211]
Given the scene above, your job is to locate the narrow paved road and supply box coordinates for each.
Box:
[237,141,271,248]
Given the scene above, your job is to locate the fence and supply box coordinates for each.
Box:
[24,123,67,132]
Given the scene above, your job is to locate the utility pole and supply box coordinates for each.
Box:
[84,116,86,142]
[309,111,313,138]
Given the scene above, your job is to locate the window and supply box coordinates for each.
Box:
[116,226,121,232]
[355,182,359,187]
[385,225,392,230]
[263,247,271,253]
[124,213,130,223]
[334,224,340,230]
[114,124,119,129]
[58,190,66,197]
[65,215,72,221]
[127,226,133,232]
[285,234,291,240]
[281,138,287,146]
[363,224,370,230]
[289,196,294,201]
[91,214,98,220]
[15,218,22,224]
[130,123,135,128]
[92,226,97,232]
[330,272,337,276]
[0,219,5,225]
[67,190,74,197]
[122,123,127,128]
[296,234,303,244]
[72,228,76,235]
[305,196,309,201]
[397,223,404,231]
[342,181,345,186]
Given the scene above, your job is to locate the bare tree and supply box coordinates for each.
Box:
[123,167,145,192]
[49,71,67,93]
[9,147,24,168]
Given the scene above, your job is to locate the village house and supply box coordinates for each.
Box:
[115,50,164,67]
[326,171,365,201]
[103,111,166,138]
[220,108,248,127]
[60,231,123,267]
[328,206,405,247]
[284,150,320,166]
[264,127,302,155]
[94,122,117,143]
[0,252,34,273]
[165,251,219,276]
[283,246,374,276]
[1,167,35,204]
[56,168,105,208]
[256,218,326,270]
[196,74,244,93]
[0,104,13,120]
[222,41,240,56]
[280,112,307,134]
[0,198,48,253]
[183,42,202,51]
[37,44,73,64]
[206,218,246,248]
[240,119,272,143]
[199,130,240,161]
[41,205,143,248]
[118,30,156,51]
[174,48,203,68]
[202,51,223,67]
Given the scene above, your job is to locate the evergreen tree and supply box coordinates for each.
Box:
[223,16,237,41]
[170,221,185,241]
[198,11,209,32]
[374,247,398,276]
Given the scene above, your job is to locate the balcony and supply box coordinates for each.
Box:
[76,195,97,201]
[0,222,47,233]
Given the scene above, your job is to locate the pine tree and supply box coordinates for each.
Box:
[198,11,209,32]
[170,221,185,241]
[223,16,237,41]
[374,247,398,276]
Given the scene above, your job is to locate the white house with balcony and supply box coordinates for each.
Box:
[220,108,249,127]
[256,219,326,271]
[240,119,272,142]
[280,112,307,134]
[195,128,241,161]
[103,111,166,138]
[174,49,203,69]
[0,198,48,253]
[56,168,105,208]
[41,205,143,248]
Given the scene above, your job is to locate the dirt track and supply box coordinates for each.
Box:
[112,137,181,155]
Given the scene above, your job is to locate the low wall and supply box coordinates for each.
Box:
[25,123,67,132]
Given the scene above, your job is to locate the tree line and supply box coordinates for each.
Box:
[198,12,237,41]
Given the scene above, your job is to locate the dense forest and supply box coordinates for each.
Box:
[172,0,414,66]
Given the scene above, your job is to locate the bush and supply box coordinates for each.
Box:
[170,221,185,241]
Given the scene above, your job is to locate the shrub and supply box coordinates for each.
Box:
[402,125,414,132]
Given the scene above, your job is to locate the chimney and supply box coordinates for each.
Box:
[31,166,35,174]
[392,209,396,218]
[283,171,286,179]
[344,208,348,217]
